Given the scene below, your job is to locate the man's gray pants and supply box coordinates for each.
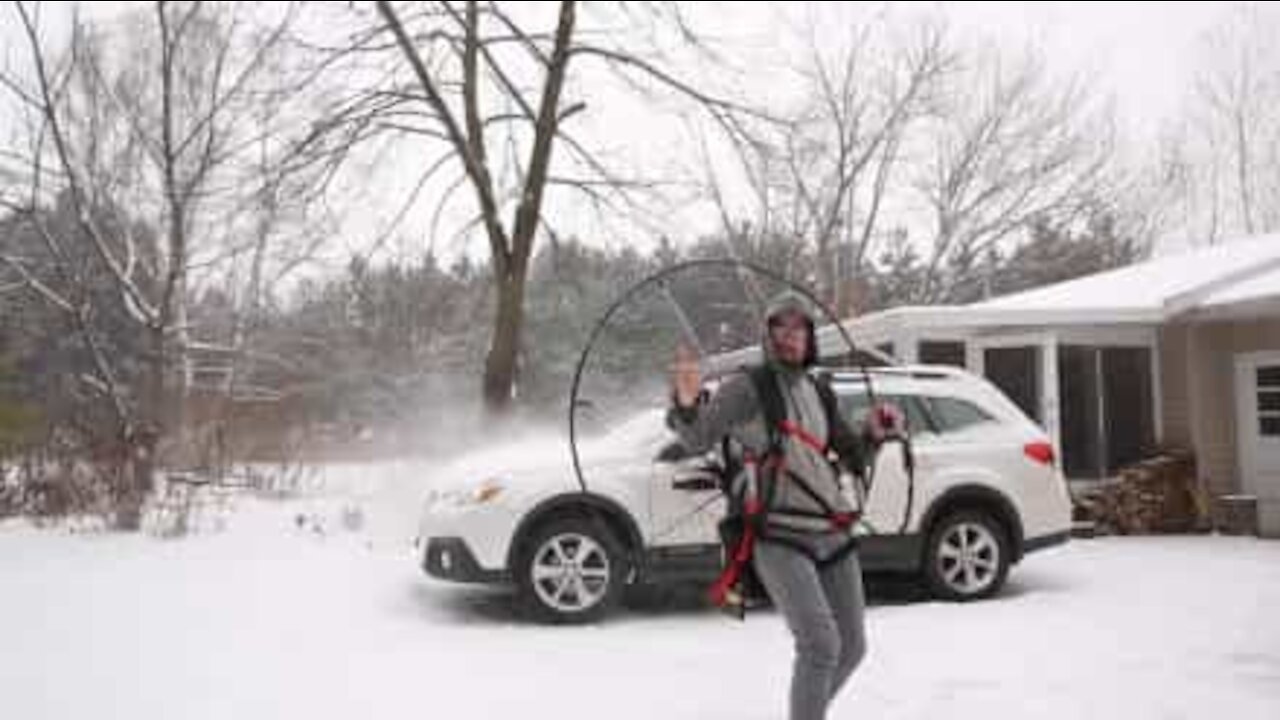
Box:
[752,538,868,720]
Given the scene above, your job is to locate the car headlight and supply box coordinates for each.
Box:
[472,481,505,504]
[430,479,507,510]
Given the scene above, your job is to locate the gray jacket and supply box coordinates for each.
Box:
[666,363,867,539]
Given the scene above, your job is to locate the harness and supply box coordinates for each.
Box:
[708,365,864,617]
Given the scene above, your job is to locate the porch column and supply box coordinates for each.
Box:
[895,330,919,364]
[966,342,984,376]
[1041,337,1063,465]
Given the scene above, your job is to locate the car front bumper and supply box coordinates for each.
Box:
[418,497,522,575]
[422,537,511,584]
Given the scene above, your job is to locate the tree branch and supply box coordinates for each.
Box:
[375,0,511,275]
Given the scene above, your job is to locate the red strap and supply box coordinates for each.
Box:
[748,438,855,530]
[779,419,827,455]
[831,512,859,529]
[745,454,784,473]
[708,523,756,606]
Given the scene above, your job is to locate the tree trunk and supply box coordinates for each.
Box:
[480,1,576,414]
[1235,110,1255,235]
[119,428,157,532]
[816,234,837,310]
[116,325,167,530]
[483,268,528,412]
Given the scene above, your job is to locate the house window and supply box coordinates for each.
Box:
[1259,366,1280,437]
[1059,345,1156,478]
[1102,347,1156,471]
[984,346,1041,423]
[1059,346,1103,478]
[919,341,966,368]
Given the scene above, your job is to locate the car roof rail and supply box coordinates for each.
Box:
[818,365,959,383]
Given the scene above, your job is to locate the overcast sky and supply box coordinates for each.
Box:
[695,1,1229,140]
[0,2,1255,267]
[934,1,1227,139]
[579,1,1246,257]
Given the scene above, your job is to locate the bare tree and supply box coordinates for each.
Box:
[0,1,332,526]
[784,17,952,313]
[1171,2,1280,243]
[694,12,952,318]
[367,1,762,413]
[691,11,1125,312]
[911,48,1113,303]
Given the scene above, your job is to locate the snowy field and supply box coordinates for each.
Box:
[3,494,1279,720]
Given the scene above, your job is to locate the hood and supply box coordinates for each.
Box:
[762,291,820,368]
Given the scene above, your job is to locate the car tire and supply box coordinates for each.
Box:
[923,509,1011,601]
[515,515,629,624]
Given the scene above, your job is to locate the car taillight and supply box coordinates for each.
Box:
[1024,441,1055,467]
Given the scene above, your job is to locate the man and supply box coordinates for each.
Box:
[668,292,873,720]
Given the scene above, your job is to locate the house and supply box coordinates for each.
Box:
[801,234,1280,536]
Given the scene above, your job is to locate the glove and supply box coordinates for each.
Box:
[868,402,905,441]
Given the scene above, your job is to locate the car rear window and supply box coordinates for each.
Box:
[837,389,997,436]
[924,396,997,432]
[838,393,934,435]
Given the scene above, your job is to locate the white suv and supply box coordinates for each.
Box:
[418,365,1072,623]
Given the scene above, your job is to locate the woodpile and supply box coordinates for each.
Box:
[1074,450,1203,535]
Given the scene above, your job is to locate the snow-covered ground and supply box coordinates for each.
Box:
[2,497,1279,720]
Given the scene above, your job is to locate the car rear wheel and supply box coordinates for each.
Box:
[923,509,1010,601]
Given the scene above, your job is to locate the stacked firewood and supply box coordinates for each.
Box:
[1074,451,1201,535]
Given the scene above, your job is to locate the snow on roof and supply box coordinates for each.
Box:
[840,233,1280,336]
[1200,261,1280,309]
[711,235,1280,363]
[968,233,1280,318]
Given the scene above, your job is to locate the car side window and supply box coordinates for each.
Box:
[838,392,872,426]
[837,392,935,436]
[926,396,996,432]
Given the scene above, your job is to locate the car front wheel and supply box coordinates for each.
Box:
[515,515,628,624]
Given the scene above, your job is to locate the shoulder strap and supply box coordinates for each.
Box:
[812,373,841,429]
[746,365,785,452]
[809,372,856,492]
[719,435,740,488]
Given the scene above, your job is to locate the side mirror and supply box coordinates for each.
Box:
[656,441,691,463]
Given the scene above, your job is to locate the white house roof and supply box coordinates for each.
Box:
[711,234,1280,366]
[971,233,1280,317]
[838,233,1280,340]
[1199,262,1280,310]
